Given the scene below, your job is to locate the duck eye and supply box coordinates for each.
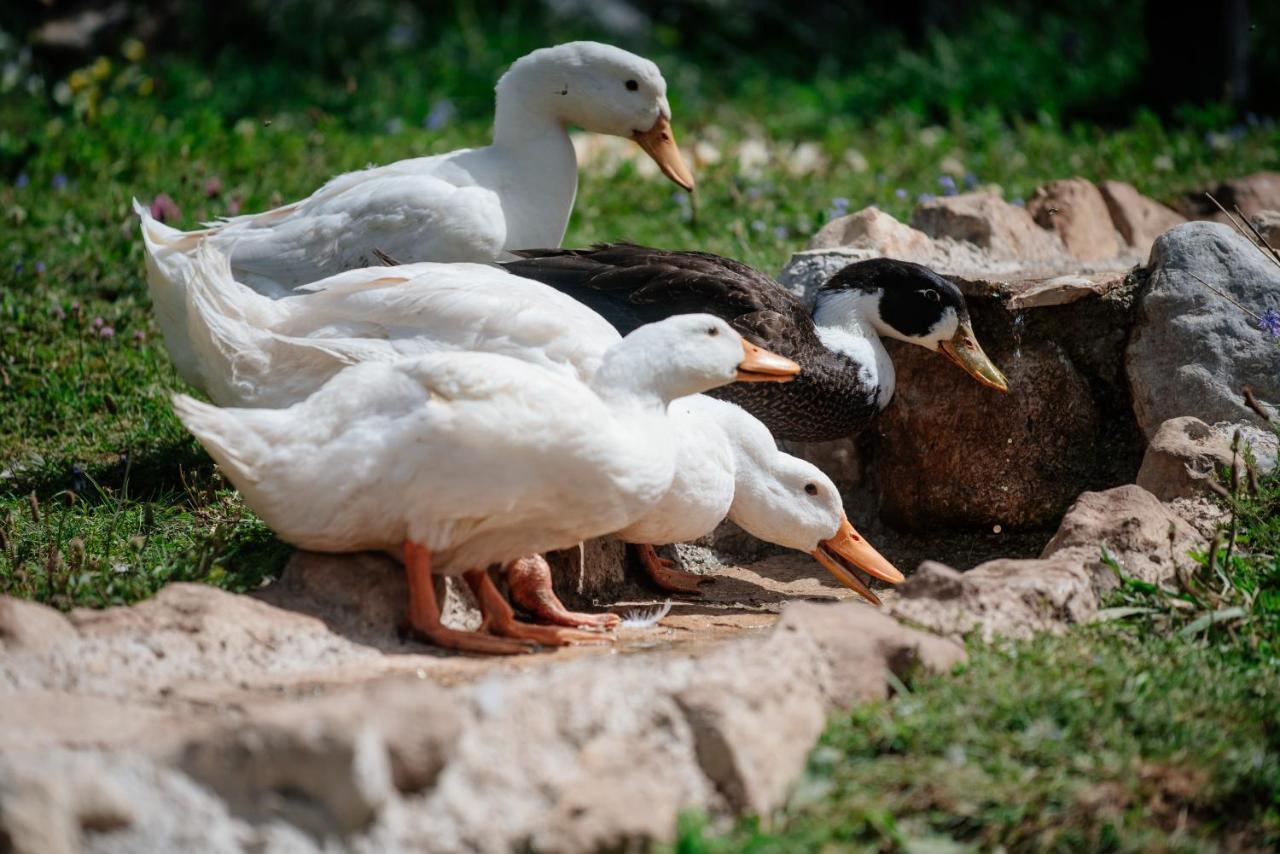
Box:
[804,483,818,496]
[707,327,719,336]
[625,79,639,91]
[920,289,941,303]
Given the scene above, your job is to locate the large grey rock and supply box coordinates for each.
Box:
[1126,221,1280,438]
[1136,416,1235,500]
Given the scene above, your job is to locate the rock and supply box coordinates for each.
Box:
[1125,221,1280,438]
[256,550,480,644]
[1136,416,1235,500]
[777,247,877,304]
[177,720,393,837]
[0,753,249,854]
[875,332,1102,529]
[910,191,1066,266]
[0,598,76,652]
[1097,180,1186,255]
[1179,172,1280,222]
[1002,272,1126,310]
[1252,209,1280,246]
[807,207,935,258]
[1027,178,1123,262]
[1040,484,1203,589]
[889,557,1096,641]
[545,537,628,606]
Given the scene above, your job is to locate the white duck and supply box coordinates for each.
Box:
[174,245,902,608]
[140,41,692,296]
[173,315,797,654]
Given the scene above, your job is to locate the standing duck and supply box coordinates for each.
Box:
[137,40,693,300]
[172,245,902,602]
[173,315,798,654]
[502,244,1008,442]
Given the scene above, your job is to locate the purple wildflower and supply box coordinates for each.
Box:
[918,193,937,204]
[672,190,690,206]
[1011,198,1025,207]
[227,196,243,216]
[98,326,115,339]
[92,316,105,330]
[773,225,789,239]
[964,172,979,189]
[51,173,68,190]
[70,301,81,317]
[424,99,456,131]
[895,188,908,200]
[133,329,146,343]
[751,219,766,233]
[745,186,764,200]
[1259,307,1280,338]
[938,175,958,196]
[204,177,222,198]
[15,173,28,189]
[12,263,22,275]
[34,261,45,275]
[149,193,181,223]
[831,196,849,211]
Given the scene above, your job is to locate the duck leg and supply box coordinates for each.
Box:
[402,541,532,655]
[635,543,712,594]
[465,568,613,647]
[505,554,621,630]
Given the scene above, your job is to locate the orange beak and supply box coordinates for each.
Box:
[809,515,904,605]
[736,339,801,383]
[632,114,696,192]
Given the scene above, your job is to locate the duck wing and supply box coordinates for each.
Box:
[502,244,819,356]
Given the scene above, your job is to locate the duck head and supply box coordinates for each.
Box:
[722,413,904,604]
[814,258,1008,392]
[496,41,695,191]
[591,315,799,405]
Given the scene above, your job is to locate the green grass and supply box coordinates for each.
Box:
[678,448,1280,852]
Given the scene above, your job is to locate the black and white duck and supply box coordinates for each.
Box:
[502,244,1008,442]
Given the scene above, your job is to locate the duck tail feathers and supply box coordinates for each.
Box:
[171,394,264,485]
[183,243,282,404]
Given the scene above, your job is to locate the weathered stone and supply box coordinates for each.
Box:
[889,557,1096,641]
[0,598,76,653]
[777,247,876,303]
[910,191,1066,265]
[1126,221,1280,438]
[1178,172,1280,223]
[1003,272,1127,310]
[1097,180,1186,255]
[545,536,628,606]
[256,550,480,643]
[1027,178,1123,261]
[177,720,393,837]
[1252,209,1280,246]
[875,333,1102,529]
[1040,484,1203,589]
[1136,416,1235,500]
[807,206,935,258]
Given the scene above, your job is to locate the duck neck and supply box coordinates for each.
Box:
[812,288,895,410]
[489,76,579,250]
